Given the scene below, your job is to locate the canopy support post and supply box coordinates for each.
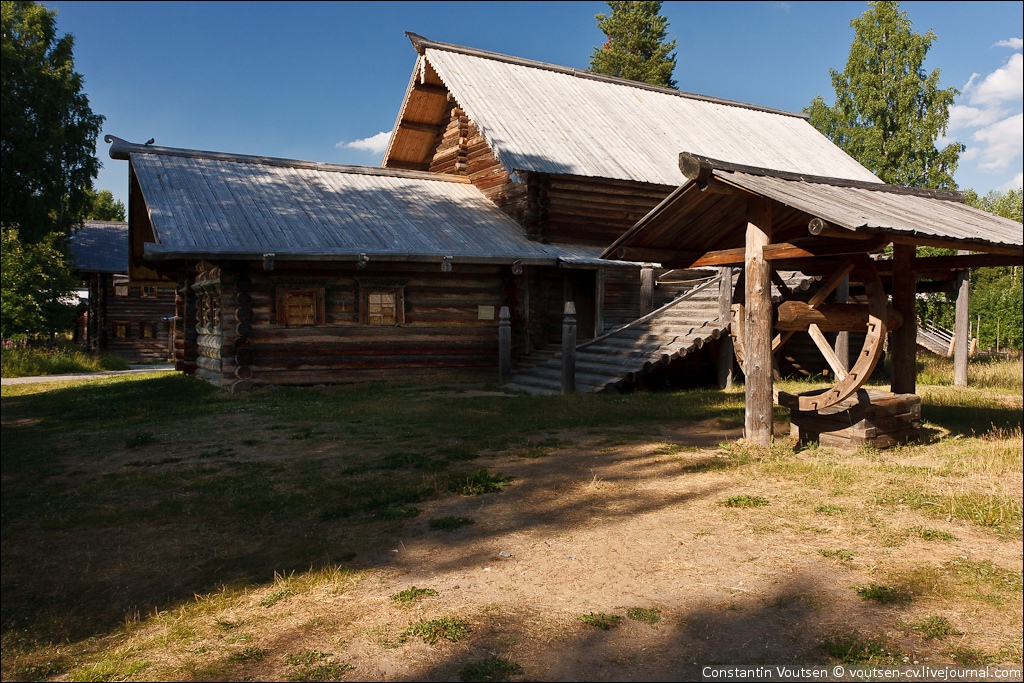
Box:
[890,244,917,395]
[744,197,773,446]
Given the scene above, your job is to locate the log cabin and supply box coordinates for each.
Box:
[69,220,175,361]
[110,33,1016,394]
[105,136,648,391]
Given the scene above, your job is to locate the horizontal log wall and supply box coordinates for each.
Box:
[544,177,674,246]
[94,275,176,361]
[196,260,524,387]
[428,104,528,225]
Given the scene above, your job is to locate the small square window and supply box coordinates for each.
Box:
[141,286,157,298]
[367,292,397,325]
[359,286,405,326]
[141,323,155,339]
[114,284,129,297]
[276,287,325,327]
[113,323,128,339]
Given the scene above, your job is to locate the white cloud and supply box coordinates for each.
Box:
[966,53,1023,107]
[970,112,1024,171]
[994,38,1024,50]
[337,130,392,154]
[999,171,1023,191]
[951,47,1023,190]
[948,103,1007,131]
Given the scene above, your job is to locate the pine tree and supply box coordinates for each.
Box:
[805,1,962,189]
[589,1,677,89]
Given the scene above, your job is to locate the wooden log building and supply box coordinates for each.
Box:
[69,220,175,361]
[107,33,1022,408]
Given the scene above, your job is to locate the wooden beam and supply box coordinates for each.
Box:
[744,196,773,447]
[412,82,448,97]
[399,119,443,135]
[618,239,887,269]
[776,301,903,332]
[890,244,917,395]
[384,159,430,172]
[888,234,1023,258]
[875,252,1024,274]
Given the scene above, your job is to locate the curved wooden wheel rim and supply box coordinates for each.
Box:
[730,255,888,411]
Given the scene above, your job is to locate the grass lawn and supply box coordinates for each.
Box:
[1,357,1020,681]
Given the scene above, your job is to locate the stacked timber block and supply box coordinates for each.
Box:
[789,389,921,450]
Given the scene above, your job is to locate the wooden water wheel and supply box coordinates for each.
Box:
[730,254,899,412]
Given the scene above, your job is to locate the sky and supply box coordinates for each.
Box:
[42,1,1024,208]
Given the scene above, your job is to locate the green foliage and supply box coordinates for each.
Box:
[579,611,621,630]
[83,189,126,221]
[1,0,105,240]
[722,494,769,508]
[588,1,677,88]
[444,468,512,495]
[821,630,901,664]
[909,614,960,640]
[0,342,129,376]
[818,548,856,561]
[460,656,523,682]
[856,582,914,604]
[915,189,1023,350]
[805,1,962,189]
[389,586,437,604]
[402,616,470,644]
[283,649,351,682]
[1,227,79,339]
[625,606,661,625]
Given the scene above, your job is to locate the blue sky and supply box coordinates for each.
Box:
[43,1,1024,207]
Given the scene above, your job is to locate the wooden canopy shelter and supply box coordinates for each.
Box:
[603,153,1024,446]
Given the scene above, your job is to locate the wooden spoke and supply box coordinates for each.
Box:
[731,255,887,412]
[807,323,849,381]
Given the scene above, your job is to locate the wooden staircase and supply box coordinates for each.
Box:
[504,275,727,394]
[917,320,954,357]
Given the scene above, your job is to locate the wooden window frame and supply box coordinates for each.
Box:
[141,285,158,298]
[276,287,326,327]
[140,322,155,339]
[357,283,406,326]
[112,322,129,339]
[114,284,129,297]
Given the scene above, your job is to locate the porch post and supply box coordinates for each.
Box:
[717,266,734,390]
[498,306,512,385]
[561,302,577,394]
[744,197,773,446]
[953,250,970,387]
[890,244,917,395]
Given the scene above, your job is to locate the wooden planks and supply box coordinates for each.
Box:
[790,390,921,450]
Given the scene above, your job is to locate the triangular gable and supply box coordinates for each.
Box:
[384,34,881,186]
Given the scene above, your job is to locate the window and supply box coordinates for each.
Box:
[113,323,129,339]
[358,284,405,326]
[141,323,155,339]
[114,284,129,297]
[276,287,325,327]
[367,291,397,325]
[141,285,157,298]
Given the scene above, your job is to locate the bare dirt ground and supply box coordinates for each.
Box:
[3,375,1021,682]
[88,417,1020,681]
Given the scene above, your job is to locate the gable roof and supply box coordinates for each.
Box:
[604,155,1024,260]
[106,136,628,267]
[384,34,881,186]
[68,220,128,273]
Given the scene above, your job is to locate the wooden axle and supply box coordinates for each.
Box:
[775,301,903,332]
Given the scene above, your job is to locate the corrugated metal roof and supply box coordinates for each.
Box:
[112,139,632,267]
[68,220,128,273]
[725,171,1022,249]
[411,36,880,186]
